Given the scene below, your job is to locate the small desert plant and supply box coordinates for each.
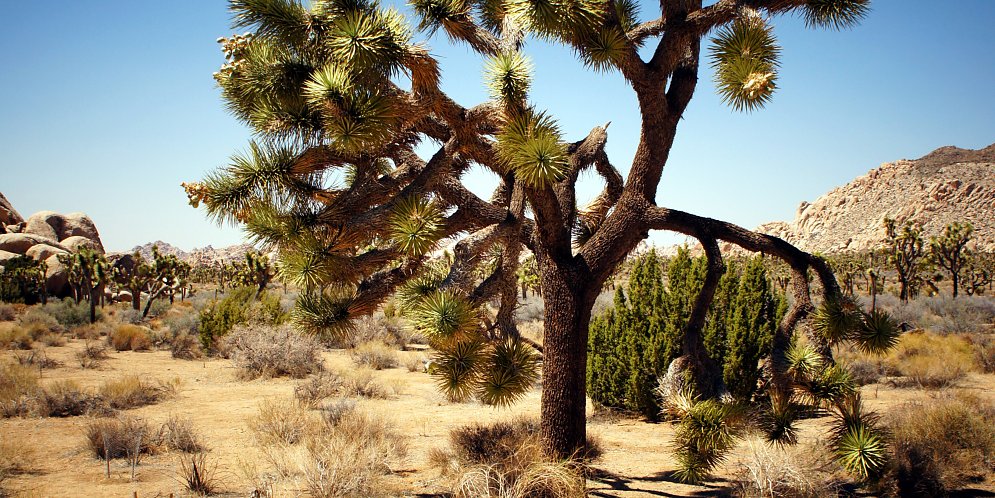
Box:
[298,410,408,498]
[968,333,995,373]
[84,416,157,459]
[437,418,590,498]
[224,324,323,379]
[179,452,221,496]
[881,393,995,496]
[318,398,357,427]
[828,393,887,481]
[72,322,111,340]
[108,324,152,351]
[248,399,317,446]
[350,341,399,370]
[345,313,413,349]
[76,339,109,369]
[161,416,205,453]
[883,331,976,388]
[99,375,174,410]
[403,353,427,372]
[36,380,106,417]
[14,349,61,369]
[343,369,390,399]
[171,332,203,359]
[671,396,746,484]
[0,324,32,350]
[0,363,39,417]
[733,438,841,498]
[294,371,345,407]
[0,303,17,321]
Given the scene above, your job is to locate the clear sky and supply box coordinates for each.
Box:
[1,1,992,252]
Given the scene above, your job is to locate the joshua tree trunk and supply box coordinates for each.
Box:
[538,261,595,458]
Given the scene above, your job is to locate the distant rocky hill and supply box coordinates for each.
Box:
[757,143,995,253]
[125,241,255,265]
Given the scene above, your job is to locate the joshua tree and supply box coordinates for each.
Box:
[189,0,876,458]
[113,252,156,311]
[235,250,275,293]
[884,217,926,302]
[59,247,111,323]
[929,221,974,298]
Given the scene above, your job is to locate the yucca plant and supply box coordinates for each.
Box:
[829,393,887,480]
[190,0,880,459]
[672,397,746,485]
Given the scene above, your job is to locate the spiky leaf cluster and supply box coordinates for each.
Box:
[672,397,746,485]
[389,196,445,256]
[710,12,781,112]
[814,296,901,354]
[829,393,887,480]
[495,108,567,188]
[484,51,533,108]
[802,0,871,30]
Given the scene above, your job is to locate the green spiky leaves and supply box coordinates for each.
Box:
[830,393,887,480]
[672,398,746,484]
[710,11,781,112]
[389,196,445,256]
[814,297,901,354]
[496,108,567,188]
[292,289,356,339]
[434,336,488,402]
[802,0,870,30]
[411,290,479,342]
[477,339,541,406]
[579,28,627,72]
[484,52,533,108]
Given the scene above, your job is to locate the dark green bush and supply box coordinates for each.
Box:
[0,256,46,305]
[587,249,784,418]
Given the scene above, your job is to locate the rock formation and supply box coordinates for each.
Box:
[756,144,995,254]
[0,194,107,297]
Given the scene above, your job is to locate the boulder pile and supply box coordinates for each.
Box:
[0,193,106,297]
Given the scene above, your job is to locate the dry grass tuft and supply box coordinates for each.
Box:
[84,416,157,459]
[882,392,995,496]
[75,339,109,369]
[733,438,842,497]
[350,341,399,370]
[248,399,319,446]
[161,415,205,453]
[225,324,323,379]
[179,452,222,496]
[0,363,39,417]
[343,369,391,399]
[99,375,175,411]
[14,350,61,370]
[0,438,36,494]
[882,332,976,388]
[108,324,152,351]
[298,410,408,497]
[170,332,203,359]
[0,323,33,350]
[294,371,345,407]
[36,380,106,417]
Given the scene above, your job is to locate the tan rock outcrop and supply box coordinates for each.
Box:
[756,144,995,254]
[26,243,67,262]
[0,233,65,255]
[0,193,23,227]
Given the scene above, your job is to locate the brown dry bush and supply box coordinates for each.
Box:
[108,324,152,351]
[732,438,842,498]
[434,418,595,498]
[0,363,39,418]
[298,410,408,498]
[14,349,61,370]
[0,438,36,495]
[343,369,391,399]
[84,416,158,459]
[224,324,322,379]
[170,332,203,359]
[75,339,109,369]
[72,322,111,340]
[342,313,415,349]
[882,393,995,497]
[882,331,976,388]
[350,341,399,370]
[294,371,345,407]
[99,375,175,411]
[161,415,205,453]
[179,452,222,496]
[0,303,18,322]
[967,334,995,374]
[248,399,318,446]
[0,323,33,350]
[35,380,107,417]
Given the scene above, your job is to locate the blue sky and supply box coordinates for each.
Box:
[1,1,992,252]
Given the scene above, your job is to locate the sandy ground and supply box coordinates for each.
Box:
[3,338,995,498]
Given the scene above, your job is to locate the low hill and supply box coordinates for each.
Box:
[757,143,995,253]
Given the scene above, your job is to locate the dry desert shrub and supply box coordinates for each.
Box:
[0,438,36,495]
[0,303,17,322]
[72,322,111,340]
[179,452,222,496]
[402,352,427,372]
[161,415,205,453]
[99,375,175,410]
[298,410,408,498]
[0,363,39,417]
[108,324,152,351]
[14,349,61,370]
[0,323,32,350]
[733,438,842,498]
[36,380,107,417]
[350,340,399,370]
[294,371,345,407]
[318,398,357,427]
[224,324,323,379]
[84,416,157,459]
[434,418,594,498]
[881,392,995,497]
[343,369,391,399]
[967,333,995,373]
[170,332,203,359]
[76,339,109,369]
[343,313,416,349]
[249,399,319,446]
[882,331,977,388]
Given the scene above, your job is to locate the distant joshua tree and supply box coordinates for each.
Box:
[188,0,880,458]
[929,221,974,298]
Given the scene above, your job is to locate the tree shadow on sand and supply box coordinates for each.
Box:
[588,468,734,497]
